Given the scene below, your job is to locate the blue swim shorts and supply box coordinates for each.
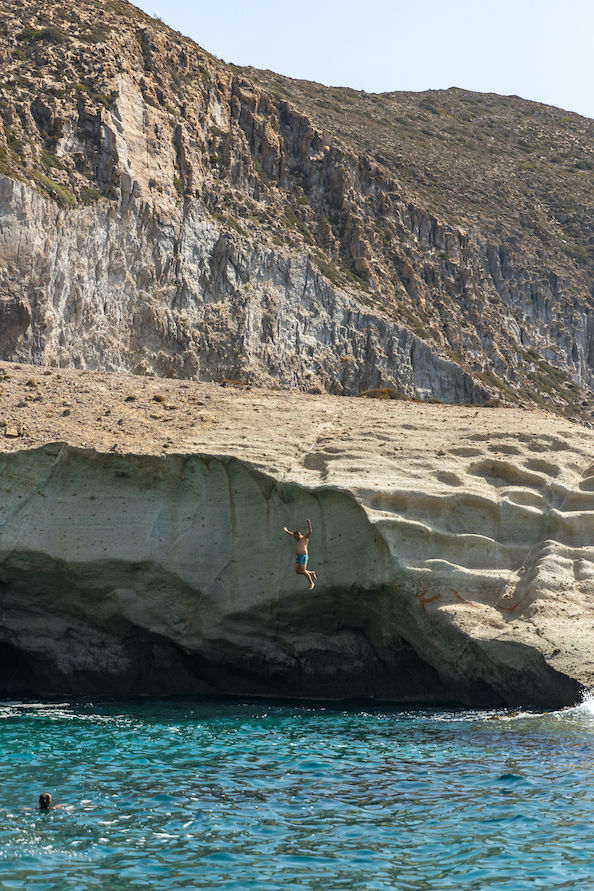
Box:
[296,554,308,565]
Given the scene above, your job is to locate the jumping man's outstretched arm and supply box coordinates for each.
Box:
[283,526,293,536]
[304,518,312,539]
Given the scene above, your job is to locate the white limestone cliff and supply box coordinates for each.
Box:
[0,382,592,708]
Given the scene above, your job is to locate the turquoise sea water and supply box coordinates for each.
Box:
[1,697,594,890]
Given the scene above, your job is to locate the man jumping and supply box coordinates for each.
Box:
[283,518,317,590]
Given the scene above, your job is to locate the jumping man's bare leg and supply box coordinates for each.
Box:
[296,564,315,590]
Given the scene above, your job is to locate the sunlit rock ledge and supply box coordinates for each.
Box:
[0,373,593,707]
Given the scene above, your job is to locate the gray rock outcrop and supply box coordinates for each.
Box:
[0,175,486,403]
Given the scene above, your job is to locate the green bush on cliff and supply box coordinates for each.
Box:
[560,242,590,265]
[79,187,101,205]
[32,171,77,207]
[19,26,67,45]
[3,124,24,160]
[82,27,111,43]
[213,212,247,237]
[313,252,344,287]
[0,147,18,179]
[107,1,137,18]
[41,150,65,171]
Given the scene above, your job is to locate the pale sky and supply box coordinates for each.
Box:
[133,0,594,121]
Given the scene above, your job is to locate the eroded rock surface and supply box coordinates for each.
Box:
[0,363,592,707]
[0,176,486,403]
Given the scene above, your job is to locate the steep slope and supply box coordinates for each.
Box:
[1,0,594,419]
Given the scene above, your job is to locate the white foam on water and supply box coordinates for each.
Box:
[579,689,594,711]
[0,702,136,726]
[550,688,594,722]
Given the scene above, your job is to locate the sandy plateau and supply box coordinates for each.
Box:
[0,360,594,707]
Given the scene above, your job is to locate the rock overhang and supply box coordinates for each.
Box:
[0,368,592,706]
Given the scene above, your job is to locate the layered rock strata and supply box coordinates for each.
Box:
[0,175,486,404]
[0,363,593,707]
[2,0,594,417]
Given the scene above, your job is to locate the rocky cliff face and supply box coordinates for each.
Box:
[0,362,592,707]
[0,177,485,404]
[1,0,594,418]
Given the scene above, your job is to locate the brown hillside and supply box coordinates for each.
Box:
[0,0,593,421]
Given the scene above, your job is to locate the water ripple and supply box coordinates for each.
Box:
[0,698,594,888]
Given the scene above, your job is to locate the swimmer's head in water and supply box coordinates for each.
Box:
[39,792,52,809]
